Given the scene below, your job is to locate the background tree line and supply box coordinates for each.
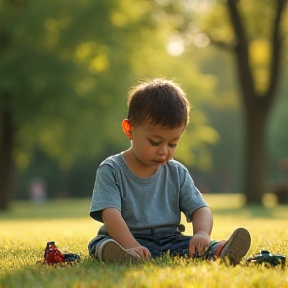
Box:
[0,0,287,210]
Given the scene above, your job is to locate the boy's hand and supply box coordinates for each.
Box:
[189,207,213,258]
[188,232,210,258]
[127,246,151,261]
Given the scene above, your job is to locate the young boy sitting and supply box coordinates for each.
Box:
[88,78,251,265]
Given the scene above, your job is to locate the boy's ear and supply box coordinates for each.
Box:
[122,119,133,139]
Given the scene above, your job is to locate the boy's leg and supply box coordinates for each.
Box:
[88,235,108,256]
[96,238,141,263]
[135,232,191,258]
[134,227,251,265]
[88,227,250,265]
[207,227,251,265]
[134,227,250,265]
[219,227,251,265]
[88,236,141,263]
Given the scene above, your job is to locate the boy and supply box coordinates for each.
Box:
[88,78,251,265]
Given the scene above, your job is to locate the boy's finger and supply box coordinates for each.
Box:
[144,249,151,260]
[188,245,196,257]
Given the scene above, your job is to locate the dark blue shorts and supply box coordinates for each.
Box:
[88,227,221,259]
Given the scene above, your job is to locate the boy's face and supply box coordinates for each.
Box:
[129,121,185,170]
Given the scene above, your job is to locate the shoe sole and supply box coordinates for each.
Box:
[98,239,141,264]
[220,227,251,265]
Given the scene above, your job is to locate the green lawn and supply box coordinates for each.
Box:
[1,194,288,288]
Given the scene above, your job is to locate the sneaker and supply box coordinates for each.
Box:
[95,239,141,264]
[220,227,251,265]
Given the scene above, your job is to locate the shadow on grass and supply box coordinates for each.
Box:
[1,196,287,221]
[1,256,184,288]
[0,256,100,287]
[0,254,227,288]
[0,198,91,220]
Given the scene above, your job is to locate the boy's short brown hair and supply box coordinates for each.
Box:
[127,78,190,129]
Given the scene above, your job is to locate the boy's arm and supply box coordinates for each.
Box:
[189,206,213,257]
[102,207,151,260]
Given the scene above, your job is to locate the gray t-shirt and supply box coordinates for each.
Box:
[90,152,208,229]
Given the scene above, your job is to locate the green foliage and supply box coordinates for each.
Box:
[1,195,288,287]
[1,0,128,168]
[0,0,218,173]
[3,0,288,200]
[173,0,288,194]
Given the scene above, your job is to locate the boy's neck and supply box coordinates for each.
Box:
[123,149,158,178]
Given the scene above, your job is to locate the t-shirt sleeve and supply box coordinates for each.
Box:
[179,170,208,222]
[89,163,122,222]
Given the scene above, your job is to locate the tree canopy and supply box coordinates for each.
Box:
[0,0,217,209]
[1,0,287,208]
[194,0,288,203]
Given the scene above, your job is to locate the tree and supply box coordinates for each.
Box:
[188,0,287,204]
[0,0,143,209]
[0,0,218,209]
[223,0,287,204]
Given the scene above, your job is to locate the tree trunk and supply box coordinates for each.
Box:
[0,1,15,210]
[226,0,287,204]
[243,102,269,204]
[0,98,14,210]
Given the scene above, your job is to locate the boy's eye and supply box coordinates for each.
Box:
[150,140,159,146]
[149,140,177,148]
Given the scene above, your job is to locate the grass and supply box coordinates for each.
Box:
[1,194,288,288]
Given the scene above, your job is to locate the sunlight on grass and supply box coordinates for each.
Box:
[1,194,288,287]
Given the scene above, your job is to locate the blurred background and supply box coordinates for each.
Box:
[1,0,287,210]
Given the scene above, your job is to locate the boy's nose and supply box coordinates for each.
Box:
[157,145,168,156]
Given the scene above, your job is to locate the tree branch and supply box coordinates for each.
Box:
[265,0,287,102]
[226,0,256,106]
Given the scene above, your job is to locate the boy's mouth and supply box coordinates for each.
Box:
[152,160,166,165]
